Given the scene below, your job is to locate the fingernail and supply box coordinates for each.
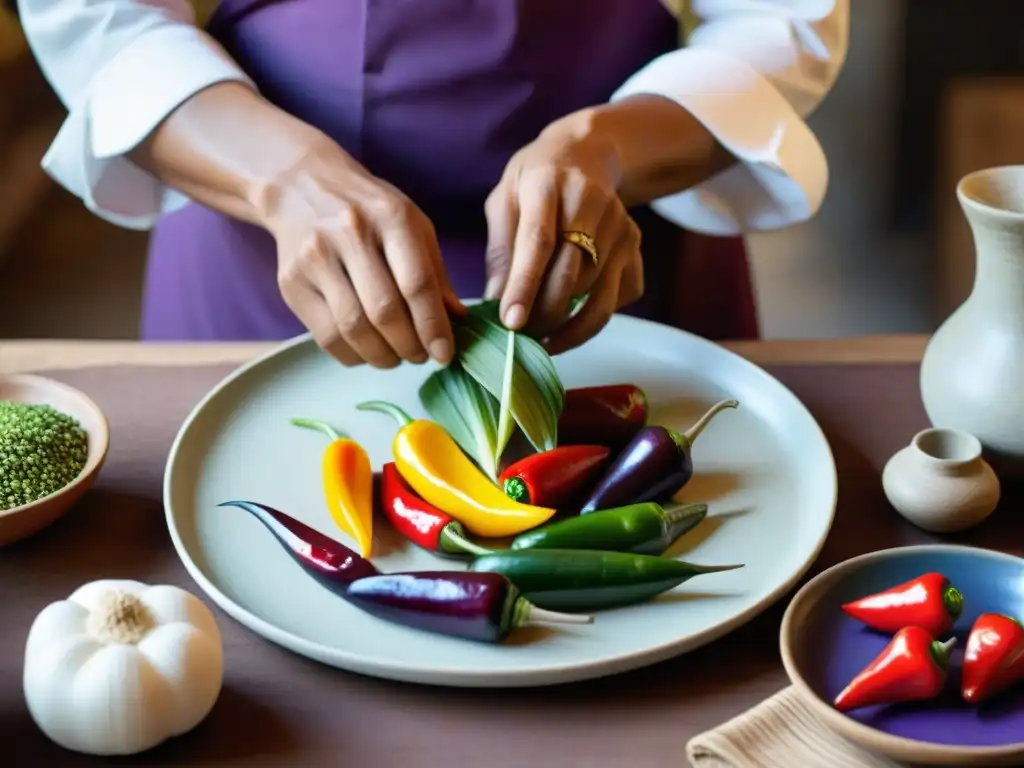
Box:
[429,338,453,364]
[504,303,527,329]
[484,279,501,300]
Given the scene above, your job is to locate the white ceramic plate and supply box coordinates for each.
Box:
[164,317,837,687]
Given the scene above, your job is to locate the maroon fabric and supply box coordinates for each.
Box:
[629,207,757,341]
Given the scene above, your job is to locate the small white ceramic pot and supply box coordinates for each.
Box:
[882,428,1001,533]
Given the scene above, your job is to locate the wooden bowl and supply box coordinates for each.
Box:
[0,374,109,544]
[780,545,1024,766]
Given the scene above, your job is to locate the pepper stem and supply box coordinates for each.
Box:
[662,502,708,531]
[357,400,414,427]
[512,597,594,627]
[678,399,739,447]
[438,523,492,557]
[930,637,958,670]
[503,476,529,504]
[943,584,964,619]
[291,418,344,441]
[687,562,745,574]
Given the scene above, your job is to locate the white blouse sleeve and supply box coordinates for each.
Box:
[17,0,254,229]
[611,0,850,235]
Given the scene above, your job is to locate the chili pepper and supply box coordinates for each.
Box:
[291,417,374,557]
[380,462,490,558]
[220,500,589,643]
[356,400,556,538]
[345,571,593,643]
[961,612,1024,704]
[218,500,380,591]
[580,399,739,514]
[558,384,648,450]
[834,626,956,712]
[498,445,611,507]
[841,572,964,638]
[510,501,707,556]
[468,548,742,611]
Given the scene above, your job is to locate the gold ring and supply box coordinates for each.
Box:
[563,230,599,267]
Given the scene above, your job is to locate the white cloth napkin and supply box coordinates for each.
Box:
[686,685,905,768]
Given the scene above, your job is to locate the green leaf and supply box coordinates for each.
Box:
[419,363,501,479]
[452,313,563,453]
[496,329,516,457]
[464,301,565,415]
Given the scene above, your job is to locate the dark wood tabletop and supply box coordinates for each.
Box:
[1,361,1020,768]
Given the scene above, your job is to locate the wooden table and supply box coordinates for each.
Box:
[0,334,931,374]
[9,332,1009,768]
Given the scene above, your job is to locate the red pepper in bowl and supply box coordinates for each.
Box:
[498,445,611,508]
[961,613,1024,704]
[841,572,964,637]
[380,462,489,558]
[834,626,956,712]
[558,384,648,450]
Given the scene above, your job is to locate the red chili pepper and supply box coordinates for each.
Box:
[841,572,964,637]
[558,384,648,450]
[834,626,956,712]
[498,445,611,507]
[379,463,489,558]
[961,612,1024,704]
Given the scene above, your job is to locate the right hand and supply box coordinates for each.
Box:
[258,135,464,368]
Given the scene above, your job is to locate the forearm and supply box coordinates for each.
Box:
[547,95,736,209]
[130,81,331,225]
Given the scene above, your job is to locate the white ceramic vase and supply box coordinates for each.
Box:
[882,428,1000,533]
[920,165,1024,476]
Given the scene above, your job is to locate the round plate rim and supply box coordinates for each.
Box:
[779,543,1024,764]
[165,322,838,687]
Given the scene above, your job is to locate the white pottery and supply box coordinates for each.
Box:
[163,322,837,688]
[882,428,1000,533]
[921,165,1024,476]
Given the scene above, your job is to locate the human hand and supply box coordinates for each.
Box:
[483,115,643,354]
[258,136,465,368]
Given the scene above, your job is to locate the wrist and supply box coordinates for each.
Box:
[246,128,353,231]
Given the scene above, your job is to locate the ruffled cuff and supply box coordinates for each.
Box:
[40,26,254,230]
[611,46,828,236]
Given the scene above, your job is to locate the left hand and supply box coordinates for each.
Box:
[483,116,644,354]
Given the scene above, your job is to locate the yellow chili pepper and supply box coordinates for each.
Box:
[356,401,556,538]
[291,418,374,557]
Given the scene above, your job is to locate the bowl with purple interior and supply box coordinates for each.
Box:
[780,544,1024,766]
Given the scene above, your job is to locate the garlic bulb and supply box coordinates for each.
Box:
[23,579,223,756]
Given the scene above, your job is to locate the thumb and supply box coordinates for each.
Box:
[483,186,518,301]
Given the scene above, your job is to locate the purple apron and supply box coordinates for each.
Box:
[140,0,758,342]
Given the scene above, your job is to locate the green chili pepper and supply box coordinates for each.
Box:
[509,501,707,556]
[468,548,743,611]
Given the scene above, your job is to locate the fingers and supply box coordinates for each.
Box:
[542,212,641,355]
[325,205,431,365]
[527,246,581,337]
[525,170,610,333]
[288,230,403,368]
[374,205,458,365]
[555,198,622,312]
[617,230,645,310]
[498,170,560,329]
[543,258,623,356]
[277,271,365,367]
[483,186,517,301]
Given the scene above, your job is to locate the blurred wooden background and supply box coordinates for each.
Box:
[0,9,148,337]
